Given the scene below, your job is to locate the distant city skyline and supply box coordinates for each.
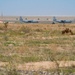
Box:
[0,0,75,16]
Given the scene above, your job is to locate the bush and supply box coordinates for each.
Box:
[20,26,31,34]
[4,22,8,29]
[5,62,20,75]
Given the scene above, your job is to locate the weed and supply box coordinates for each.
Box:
[20,26,31,33]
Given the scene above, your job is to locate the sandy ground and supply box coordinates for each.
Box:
[0,61,75,71]
[18,61,75,70]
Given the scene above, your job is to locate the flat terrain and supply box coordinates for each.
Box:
[0,23,75,74]
[0,16,75,21]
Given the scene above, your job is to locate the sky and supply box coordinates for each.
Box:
[0,0,75,16]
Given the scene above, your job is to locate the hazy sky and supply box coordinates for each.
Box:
[0,0,75,16]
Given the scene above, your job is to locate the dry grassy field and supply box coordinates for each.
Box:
[0,23,75,74]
